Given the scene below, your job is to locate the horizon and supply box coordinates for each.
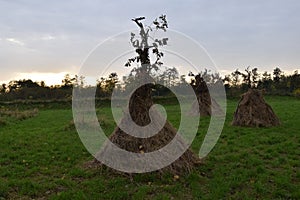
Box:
[0,66,298,87]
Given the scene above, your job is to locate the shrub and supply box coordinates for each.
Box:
[293,88,300,98]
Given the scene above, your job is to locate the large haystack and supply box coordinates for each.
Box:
[93,81,201,175]
[89,15,201,175]
[189,74,223,116]
[232,89,280,127]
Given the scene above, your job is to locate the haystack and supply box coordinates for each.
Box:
[93,79,201,175]
[232,89,280,127]
[89,15,201,175]
[189,75,223,116]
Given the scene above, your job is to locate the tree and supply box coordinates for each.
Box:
[160,67,179,87]
[231,69,241,87]
[257,71,273,92]
[0,84,6,94]
[62,74,76,89]
[262,71,272,82]
[273,67,282,83]
[104,72,118,95]
[123,15,170,126]
[251,67,259,87]
[40,81,46,88]
[177,75,190,93]
[239,66,259,89]
[290,70,300,93]
[95,15,200,174]
[95,73,118,97]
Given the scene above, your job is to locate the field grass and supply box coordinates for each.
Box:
[0,96,299,199]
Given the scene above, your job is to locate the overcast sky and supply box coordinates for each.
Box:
[0,0,299,85]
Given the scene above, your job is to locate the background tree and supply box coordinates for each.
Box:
[0,84,7,94]
[290,70,300,93]
[104,72,119,96]
[231,69,241,87]
[273,67,282,83]
[239,66,259,89]
[258,71,272,92]
[61,74,76,89]
[159,67,179,88]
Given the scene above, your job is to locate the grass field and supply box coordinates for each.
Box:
[0,96,299,199]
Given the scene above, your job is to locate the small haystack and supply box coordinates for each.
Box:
[189,74,223,116]
[232,89,280,127]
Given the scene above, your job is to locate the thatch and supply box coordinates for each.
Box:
[189,92,224,117]
[189,74,223,117]
[232,89,280,127]
[91,85,201,175]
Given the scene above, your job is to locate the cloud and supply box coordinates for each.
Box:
[41,35,55,41]
[15,72,70,86]
[0,0,299,84]
[6,38,25,46]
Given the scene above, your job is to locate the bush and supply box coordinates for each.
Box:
[293,88,300,98]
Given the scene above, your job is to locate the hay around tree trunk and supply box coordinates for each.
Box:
[90,84,201,175]
[189,92,224,117]
[232,89,280,127]
[188,74,223,117]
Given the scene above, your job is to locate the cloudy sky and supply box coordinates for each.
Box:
[0,0,299,85]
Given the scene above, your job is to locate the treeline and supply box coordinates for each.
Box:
[0,74,78,101]
[0,66,184,101]
[223,67,300,97]
[0,66,299,101]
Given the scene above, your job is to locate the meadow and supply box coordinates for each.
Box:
[0,96,299,199]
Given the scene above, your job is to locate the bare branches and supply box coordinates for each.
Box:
[153,15,168,31]
[126,15,169,68]
[131,17,145,29]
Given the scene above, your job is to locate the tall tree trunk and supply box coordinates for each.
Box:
[128,48,153,126]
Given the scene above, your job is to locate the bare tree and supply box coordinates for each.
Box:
[273,67,282,83]
[123,15,169,126]
[236,66,260,89]
[95,15,201,174]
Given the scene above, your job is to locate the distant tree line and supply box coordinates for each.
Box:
[223,67,300,97]
[0,74,79,101]
[0,66,299,101]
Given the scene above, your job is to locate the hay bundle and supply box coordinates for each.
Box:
[89,15,201,175]
[93,85,201,175]
[189,74,223,116]
[189,91,211,116]
[232,89,280,127]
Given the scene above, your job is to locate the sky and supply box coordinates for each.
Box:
[0,0,300,86]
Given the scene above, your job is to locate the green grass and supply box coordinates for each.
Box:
[0,96,299,199]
